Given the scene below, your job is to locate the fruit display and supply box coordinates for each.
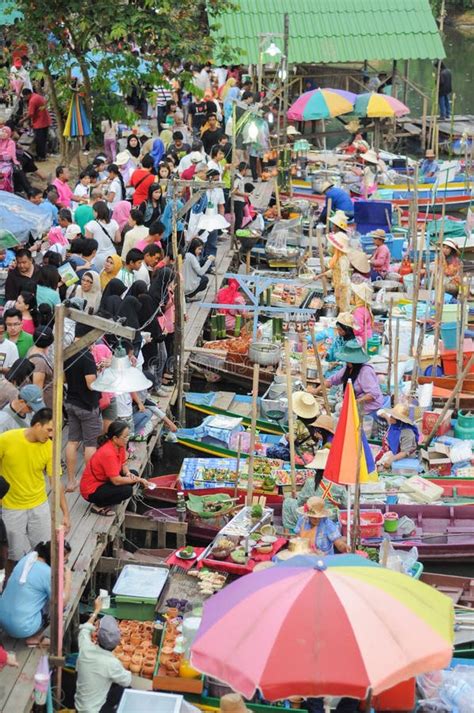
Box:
[112,620,158,679]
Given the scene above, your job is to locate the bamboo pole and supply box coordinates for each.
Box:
[246,362,260,506]
[393,318,400,403]
[432,203,447,371]
[316,223,329,297]
[410,221,424,354]
[310,325,331,414]
[456,275,466,412]
[234,434,242,500]
[284,339,297,498]
[423,353,474,448]
[387,298,393,396]
[301,336,308,388]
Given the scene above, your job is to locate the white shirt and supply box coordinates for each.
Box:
[107,177,123,210]
[207,186,225,212]
[207,159,223,178]
[75,623,131,713]
[74,183,90,199]
[0,338,18,372]
[122,225,149,261]
[84,219,119,271]
[115,392,133,418]
[134,262,152,287]
[10,65,32,91]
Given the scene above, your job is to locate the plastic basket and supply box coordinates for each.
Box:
[339,510,383,539]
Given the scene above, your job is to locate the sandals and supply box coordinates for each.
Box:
[26,636,50,649]
[91,506,115,517]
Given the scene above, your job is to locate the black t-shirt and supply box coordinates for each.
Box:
[4,265,40,302]
[188,101,211,130]
[201,128,225,156]
[65,348,99,411]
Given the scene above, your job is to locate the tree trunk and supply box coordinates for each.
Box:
[43,60,67,159]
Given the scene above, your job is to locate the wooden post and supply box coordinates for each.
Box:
[432,203,446,371]
[316,223,329,297]
[284,338,297,498]
[410,221,424,354]
[393,318,400,403]
[310,325,331,414]
[282,13,290,144]
[423,353,474,448]
[403,60,409,106]
[301,336,308,388]
[456,275,466,412]
[234,434,242,500]
[171,181,186,424]
[421,96,428,151]
[387,298,393,396]
[246,362,260,506]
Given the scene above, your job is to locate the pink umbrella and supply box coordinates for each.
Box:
[287,88,356,121]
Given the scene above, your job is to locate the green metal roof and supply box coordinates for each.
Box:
[211,0,445,64]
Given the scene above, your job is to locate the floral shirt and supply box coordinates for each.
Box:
[294,516,342,555]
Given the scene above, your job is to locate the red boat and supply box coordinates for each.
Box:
[146,474,284,507]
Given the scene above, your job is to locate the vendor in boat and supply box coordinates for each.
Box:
[294,496,349,555]
[315,218,351,313]
[325,312,356,364]
[282,448,345,532]
[215,277,246,331]
[369,229,391,280]
[318,181,354,224]
[317,339,384,416]
[357,149,388,195]
[289,391,321,460]
[420,148,439,179]
[442,239,462,296]
[348,248,371,284]
[351,282,374,346]
[375,404,419,468]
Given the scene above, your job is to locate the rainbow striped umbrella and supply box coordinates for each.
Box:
[191,558,453,701]
[287,88,356,121]
[352,92,409,118]
[323,380,377,485]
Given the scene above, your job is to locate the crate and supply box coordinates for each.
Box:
[339,510,383,539]
[118,690,182,713]
[101,596,158,622]
[421,410,453,437]
[153,619,204,695]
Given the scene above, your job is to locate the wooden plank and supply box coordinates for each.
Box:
[212,392,237,410]
[124,512,188,537]
[96,556,170,573]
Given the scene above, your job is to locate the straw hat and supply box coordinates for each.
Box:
[306,448,330,470]
[320,180,334,193]
[371,229,387,241]
[338,338,370,364]
[443,239,460,254]
[312,414,336,435]
[351,282,374,304]
[348,249,370,274]
[328,231,350,253]
[115,150,132,166]
[329,210,349,232]
[345,120,362,134]
[292,391,320,420]
[275,537,313,560]
[286,125,300,136]
[335,311,354,329]
[383,403,414,426]
[219,693,251,713]
[425,149,435,158]
[297,496,331,519]
[362,149,379,165]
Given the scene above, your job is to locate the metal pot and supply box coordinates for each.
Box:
[248,341,281,366]
[372,280,401,292]
[320,304,338,318]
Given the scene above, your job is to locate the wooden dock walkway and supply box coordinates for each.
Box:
[0,237,233,712]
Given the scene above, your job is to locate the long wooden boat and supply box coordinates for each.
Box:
[418,374,474,394]
[176,428,284,461]
[421,571,474,608]
[189,353,274,391]
[360,503,474,561]
[185,391,286,435]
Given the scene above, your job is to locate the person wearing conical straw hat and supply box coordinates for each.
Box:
[351,282,374,346]
[294,496,348,555]
[375,403,419,468]
[442,239,462,297]
[369,228,391,280]
[282,442,345,532]
[315,214,351,313]
[348,248,371,284]
[318,181,354,224]
[420,148,439,179]
[325,311,355,365]
[289,391,321,461]
[360,148,384,194]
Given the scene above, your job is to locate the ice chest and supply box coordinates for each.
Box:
[108,565,169,621]
[400,476,444,504]
[118,690,182,713]
[440,338,474,376]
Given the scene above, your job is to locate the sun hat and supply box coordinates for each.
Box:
[335,311,354,329]
[442,239,460,254]
[327,231,350,253]
[329,210,349,232]
[306,448,330,470]
[312,414,336,435]
[97,615,121,651]
[348,249,370,274]
[338,338,370,364]
[219,693,251,713]
[286,125,300,136]
[380,403,414,426]
[362,149,379,165]
[115,150,132,166]
[190,151,203,163]
[297,496,331,519]
[371,229,387,241]
[275,537,313,560]
[320,180,334,193]
[425,149,435,158]
[292,391,320,420]
[351,282,374,304]
[65,224,82,240]
[19,384,45,412]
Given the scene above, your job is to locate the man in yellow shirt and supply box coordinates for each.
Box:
[0,408,70,563]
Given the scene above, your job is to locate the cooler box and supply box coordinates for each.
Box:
[107,565,169,621]
[118,690,182,713]
[440,338,474,376]
[354,200,392,235]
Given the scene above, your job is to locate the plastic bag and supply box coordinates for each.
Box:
[378,535,419,574]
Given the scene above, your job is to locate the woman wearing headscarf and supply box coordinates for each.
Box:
[67,271,102,314]
[0,126,19,165]
[139,182,165,227]
[148,138,165,172]
[216,278,245,331]
[325,312,356,366]
[98,278,126,318]
[149,266,175,393]
[100,254,123,290]
[126,134,142,161]
[223,84,240,122]
[111,201,132,233]
[117,295,142,355]
[351,282,374,346]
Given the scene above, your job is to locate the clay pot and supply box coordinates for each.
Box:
[166,607,179,619]
[142,662,155,679]
[130,661,141,674]
[122,644,133,655]
[161,645,174,655]
[130,633,141,646]
[121,655,131,670]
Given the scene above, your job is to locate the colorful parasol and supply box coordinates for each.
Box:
[323,380,377,485]
[351,92,409,118]
[63,92,91,138]
[191,557,453,701]
[287,88,356,121]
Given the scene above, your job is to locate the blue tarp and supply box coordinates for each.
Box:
[0,191,52,241]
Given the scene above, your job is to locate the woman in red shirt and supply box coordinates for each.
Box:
[80,420,151,515]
